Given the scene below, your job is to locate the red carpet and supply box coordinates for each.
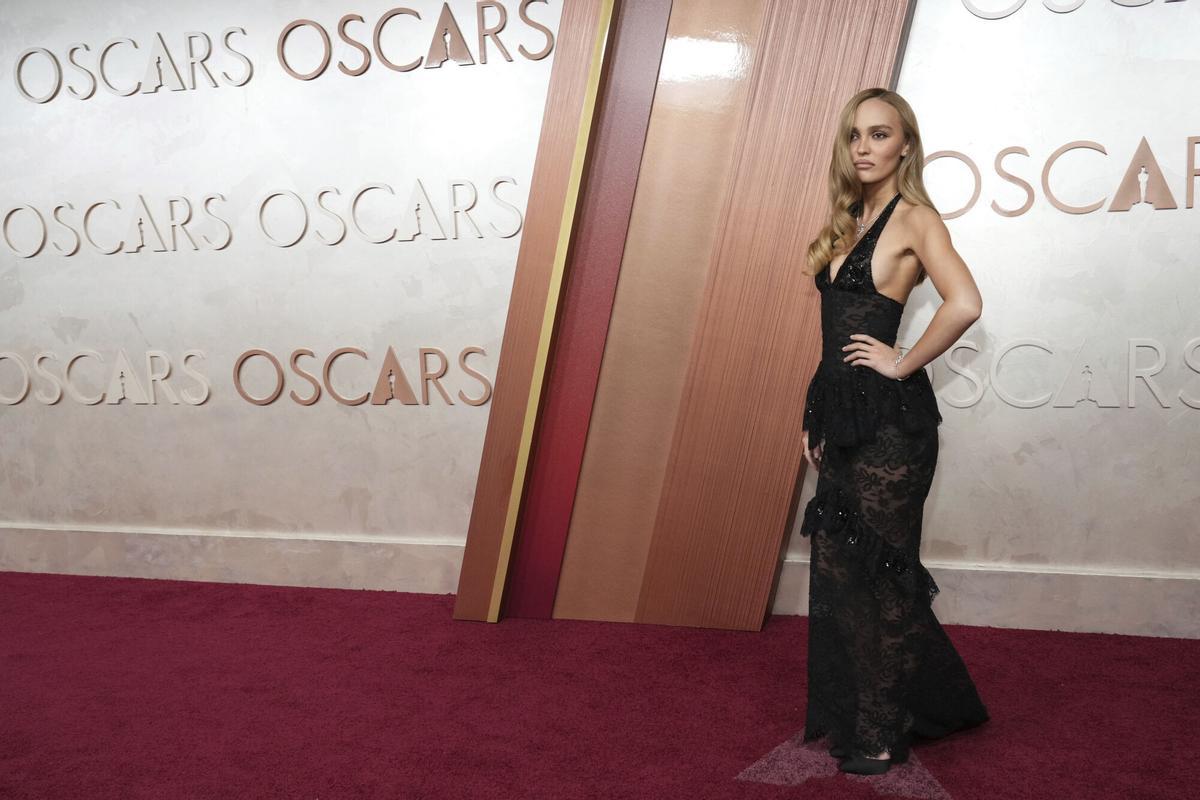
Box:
[0,571,1193,799]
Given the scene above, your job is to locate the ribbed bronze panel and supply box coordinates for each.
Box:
[635,0,915,629]
[453,0,610,622]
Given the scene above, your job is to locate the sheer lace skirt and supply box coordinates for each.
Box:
[800,421,989,757]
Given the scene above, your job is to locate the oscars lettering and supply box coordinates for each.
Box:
[0,346,493,407]
[11,1,557,104]
[1,178,523,258]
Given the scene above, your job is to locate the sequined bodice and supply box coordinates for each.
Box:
[814,192,905,370]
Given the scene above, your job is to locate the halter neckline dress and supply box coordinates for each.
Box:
[799,192,990,759]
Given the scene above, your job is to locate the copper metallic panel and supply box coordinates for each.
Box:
[453,0,611,623]
[635,0,915,630]
[553,0,769,622]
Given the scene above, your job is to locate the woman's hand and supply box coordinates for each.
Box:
[842,333,905,379]
[802,429,822,471]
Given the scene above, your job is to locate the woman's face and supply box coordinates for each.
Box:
[848,98,909,185]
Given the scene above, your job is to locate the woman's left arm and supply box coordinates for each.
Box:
[844,205,983,380]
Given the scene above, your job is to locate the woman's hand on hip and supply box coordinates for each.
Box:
[842,333,904,379]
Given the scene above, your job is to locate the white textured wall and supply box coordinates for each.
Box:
[777,0,1200,637]
[0,0,561,587]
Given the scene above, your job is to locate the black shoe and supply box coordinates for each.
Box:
[837,742,909,774]
[830,741,908,762]
[838,752,892,774]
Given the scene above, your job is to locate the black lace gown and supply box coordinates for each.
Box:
[798,192,989,759]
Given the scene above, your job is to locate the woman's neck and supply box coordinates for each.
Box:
[859,181,899,220]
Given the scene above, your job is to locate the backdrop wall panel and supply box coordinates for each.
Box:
[0,0,563,591]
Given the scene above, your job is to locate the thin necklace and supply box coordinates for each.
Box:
[855,198,887,240]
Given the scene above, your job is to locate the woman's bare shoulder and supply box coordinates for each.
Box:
[895,200,947,246]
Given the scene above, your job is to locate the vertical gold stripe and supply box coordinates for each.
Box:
[486,0,618,622]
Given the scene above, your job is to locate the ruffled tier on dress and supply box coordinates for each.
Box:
[798,481,941,607]
[801,360,942,449]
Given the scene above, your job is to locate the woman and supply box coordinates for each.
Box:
[798,88,990,775]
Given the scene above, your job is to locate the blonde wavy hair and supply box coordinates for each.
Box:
[804,88,936,285]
